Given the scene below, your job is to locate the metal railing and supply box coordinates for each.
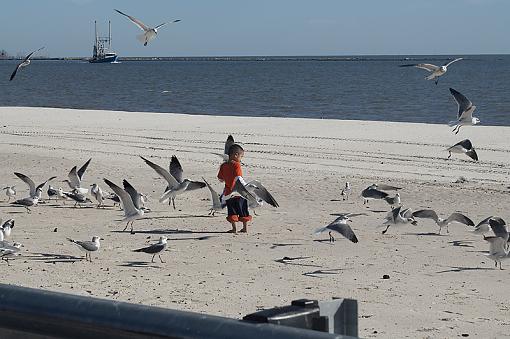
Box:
[0,284,357,339]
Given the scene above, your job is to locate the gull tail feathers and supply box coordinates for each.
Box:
[314,227,328,235]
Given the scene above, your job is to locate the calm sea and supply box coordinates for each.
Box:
[0,55,509,126]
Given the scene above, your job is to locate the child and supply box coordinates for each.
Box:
[217,143,252,233]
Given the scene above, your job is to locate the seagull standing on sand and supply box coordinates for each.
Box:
[3,186,16,202]
[11,188,42,213]
[103,178,144,234]
[9,47,45,81]
[67,236,101,262]
[412,209,474,234]
[381,206,417,234]
[90,183,104,208]
[140,156,205,209]
[133,236,168,263]
[202,177,224,216]
[341,182,352,201]
[63,158,92,195]
[114,9,181,46]
[448,88,480,134]
[399,57,463,84]
[0,242,22,266]
[446,139,478,161]
[63,190,92,207]
[314,214,359,243]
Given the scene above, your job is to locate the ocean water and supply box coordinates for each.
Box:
[0,55,509,126]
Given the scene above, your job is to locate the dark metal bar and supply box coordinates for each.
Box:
[0,284,355,339]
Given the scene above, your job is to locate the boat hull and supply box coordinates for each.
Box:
[89,55,118,63]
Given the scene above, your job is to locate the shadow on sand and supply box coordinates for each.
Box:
[119,261,162,269]
[26,252,83,264]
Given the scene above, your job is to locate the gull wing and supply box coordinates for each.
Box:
[412,63,439,72]
[36,176,57,192]
[475,216,494,228]
[155,19,181,30]
[246,180,279,208]
[321,218,358,243]
[232,179,258,205]
[446,213,474,226]
[185,180,206,191]
[115,9,150,31]
[449,88,474,118]
[202,177,221,207]
[103,179,138,216]
[77,158,92,181]
[453,139,474,151]
[67,166,81,188]
[376,184,402,191]
[67,238,98,252]
[123,179,142,210]
[9,63,22,81]
[133,242,166,254]
[224,135,235,155]
[362,188,388,199]
[140,156,179,188]
[443,57,463,68]
[14,172,36,197]
[401,208,415,220]
[412,209,439,223]
[169,155,183,183]
[489,217,508,239]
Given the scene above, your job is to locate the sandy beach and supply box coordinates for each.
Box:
[1,106,509,338]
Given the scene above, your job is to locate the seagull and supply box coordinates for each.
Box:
[14,172,56,199]
[370,183,402,191]
[103,178,144,234]
[213,135,235,162]
[47,185,58,201]
[471,216,495,235]
[90,183,104,208]
[400,57,463,85]
[384,193,401,209]
[133,236,168,263]
[105,192,121,208]
[9,47,44,81]
[67,236,101,262]
[56,187,71,204]
[448,88,480,134]
[63,190,92,207]
[230,178,279,212]
[2,186,16,202]
[446,139,478,161]
[0,242,22,266]
[11,191,41,213]
[484,235,509,270]
[122,179,149,212]
[341,182,352,201]
[487,217,508,243]
[381,206,417,234]
[361,186,388,205]
[140,156,205,209]
[411,209,474,234]
[1,219,15,238]
[202,177,224,216]
[63,158,92,195]
[114,9,181,46]
[314,214,359,243]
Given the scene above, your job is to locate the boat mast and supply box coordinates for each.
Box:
[108,20,112,49]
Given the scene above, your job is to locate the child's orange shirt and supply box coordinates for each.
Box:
[217,160,243,195]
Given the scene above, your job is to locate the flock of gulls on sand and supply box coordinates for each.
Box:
[1,135,279,265]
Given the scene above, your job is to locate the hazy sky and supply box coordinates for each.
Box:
[1,0,509,57]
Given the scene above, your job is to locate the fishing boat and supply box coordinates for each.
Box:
[89,20,118,63]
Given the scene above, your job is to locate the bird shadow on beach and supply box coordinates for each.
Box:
[112,229,227,236]
[52,205,96,210]
[403,232,444,237]
[26,252,82,264]
[303,268,345,278]
[119,261,162,269]
[2,210,26,214]
[313,239,335,245]
[448,240,475,248]
[270,243,305,249]
[274,256,321,268]
[435,266,494,274]
[140,215,214,221]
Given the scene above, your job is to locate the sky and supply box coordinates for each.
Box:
[1,0,509,57]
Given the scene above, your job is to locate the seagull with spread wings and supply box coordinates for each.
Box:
[412,209,474,234]
[400,57,462,84]
[446,139,478,161]
[314,214,359,243]
[115,9,181,46]
[103,178,144,234]
[448,88,480,134]
[230,178,279,214]
[202,177,224,216]
[9,47,44,81]
[14,172,56,199]
[63,158,92,195]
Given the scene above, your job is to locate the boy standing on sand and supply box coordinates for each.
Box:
[217,144,252,233]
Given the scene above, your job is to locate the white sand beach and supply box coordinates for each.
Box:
[1,107,509,338]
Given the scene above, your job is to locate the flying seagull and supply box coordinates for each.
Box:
[115,9,181,46]
[361,185,388,205]
[133,236,168,263]
[412,209,474,234]
[213,135,235,162]
[9,47,45,81]
[400,57,462,85]
[14,172,56,199]
[230,178,279,212]
[63,158,92,195]
[471,216,496,236]
[67,236,101,262]
[446,139,478,161]
[381,206,417,234]
[103,178,144,234]
[314,214,359,243]
[140,156,205,209]
[202,177,224,216]
[448,88,480,134]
